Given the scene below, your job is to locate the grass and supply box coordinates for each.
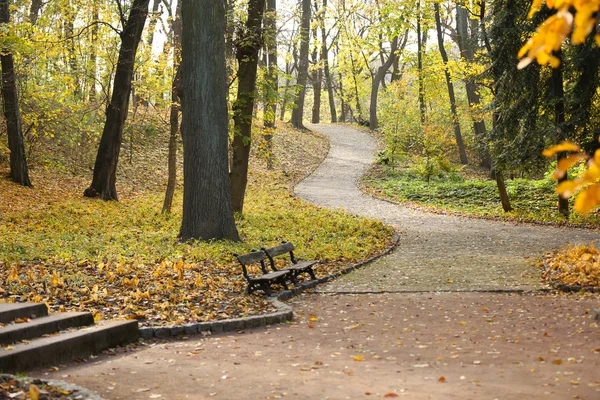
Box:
[0,124,393,326]
[363,162,600,226]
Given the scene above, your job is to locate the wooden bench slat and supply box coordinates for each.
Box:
[264,242,294,258]
[236,250,267,264]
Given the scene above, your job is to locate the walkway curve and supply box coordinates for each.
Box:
[296,124,599,292]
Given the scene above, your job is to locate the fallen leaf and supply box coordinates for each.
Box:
[353,355,365,361]
[28,385,40,400]
[384,393,399,398]
[438,376,446,383]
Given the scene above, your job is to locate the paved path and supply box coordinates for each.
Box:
[297,124,599,292]
[34,124,600,400]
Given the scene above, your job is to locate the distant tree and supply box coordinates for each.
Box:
[178,0,239,241]
[84,0,150,201]
[230,0,267,213]
[1,0,32,187]
[291,0,311,128]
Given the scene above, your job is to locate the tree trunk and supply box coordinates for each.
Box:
[162,0,182,214]
[145,0,161,50]
[311,17,322,124]
[551,55,569,217]
[84,0,150,201]
[290,0,311,129]
[321,0,336,123]
[263,0,277,169]
[89,2,99,102]
[369,36,399,130]
[495,170,513,212]
[65,4,80,96]
[29,0,43,25]
[417,0,426,125]
[456,1,491,169]
[179,0,239,241]
[434,3,467,165]
[1,0,32,187]
[230,0,266,213]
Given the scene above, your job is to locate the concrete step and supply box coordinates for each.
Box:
[0,312,94,345]
[0,303,48,324]
[0,320,139,373]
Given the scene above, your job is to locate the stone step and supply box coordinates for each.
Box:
[0,312,94,345]
[0,320,139,373]
[0,303,48,324]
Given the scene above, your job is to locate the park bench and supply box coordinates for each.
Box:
[262,241,317,285]
[234,250,290,296]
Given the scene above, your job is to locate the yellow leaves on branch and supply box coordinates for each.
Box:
[519,0,600,69]
[544,141,600,214]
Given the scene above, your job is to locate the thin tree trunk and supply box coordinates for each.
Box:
[29,0,43,24]
[551,54,569,217]
[89,2,99,102]
[1,0,31,187]
[84,0,150,201]
[434,3,467,165]
[65,4,80,96]
[321,0,336,123]
[263,0,277,169]
[369,36,399,130]
[456,1,491,169]
[145,0,161,50]
[162,0,182,214]
[179,0,239,241]
[291,0,311,128]
[338,71,346,122]
[495,170,512,212]
[311,7,322,124]
[417,0,426,125]
[230,0,266,213]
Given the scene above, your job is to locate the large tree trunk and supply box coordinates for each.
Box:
[290,0,311,129]
[29,0,43,24]
[162,0,182,214]
[456,2,491,169]
[434,3,467,165]
[84,0,150,201]
[369,36,399,130]
[230,0,266,213]
[321,0,336,123]
[179,0,239,241]
[1,0,32,187]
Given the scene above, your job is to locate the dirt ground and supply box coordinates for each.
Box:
[34,292,599,400]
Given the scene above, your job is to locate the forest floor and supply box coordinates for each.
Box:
[32,123,600,399]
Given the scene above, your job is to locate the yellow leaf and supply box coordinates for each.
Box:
[29,384,40,400]
[542,141,581,157]
[353,355,365,361]
[574,185,600,214]
[556,178,586,198]
[309,317,318,322]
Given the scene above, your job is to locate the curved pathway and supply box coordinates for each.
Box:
[297,124,599,292]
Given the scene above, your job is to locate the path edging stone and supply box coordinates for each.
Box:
[138,231,400,339]
[1,374,105,400]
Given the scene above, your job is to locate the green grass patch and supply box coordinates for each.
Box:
[364,164,600,226]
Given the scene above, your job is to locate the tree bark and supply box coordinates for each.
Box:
[263,0,277,169]
[162,0,182,214]
[290,0,311,129]
[1,0,32,187]
[551,55,569,217]
[29,0,43,25]
[321,0,336,123]
[89,2,99,101]
[417,0,426,126]
[230,0,266,213]
[311,5,322,124]
[84,0,150,200]
[434,3,467,165]
[456,1,491,169]
[179,0,239,241]
[369,35,399,130]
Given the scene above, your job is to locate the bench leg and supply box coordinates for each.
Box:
[288,274,298,286]
[280,278,289,291]
[261,282,272,297]
[307,268,317,280]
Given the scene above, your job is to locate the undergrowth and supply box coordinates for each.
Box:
[364,163,600,226]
